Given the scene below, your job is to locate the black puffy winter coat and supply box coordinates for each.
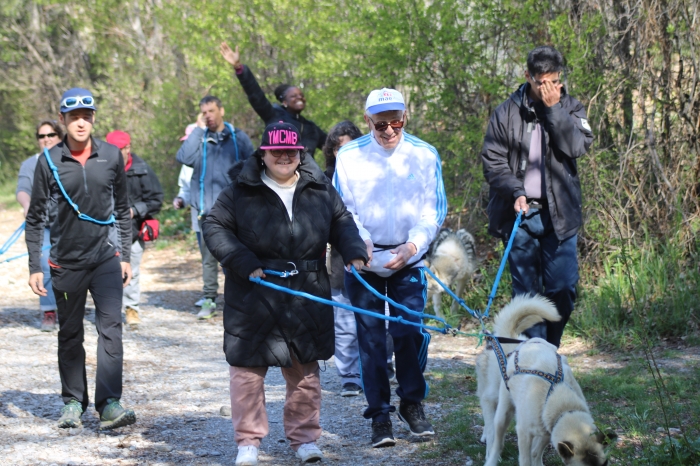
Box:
[480,83,593,240]
[202,156,368,368]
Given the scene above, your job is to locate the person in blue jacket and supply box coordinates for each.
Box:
[176,95,255,316]
[219,42,327,156]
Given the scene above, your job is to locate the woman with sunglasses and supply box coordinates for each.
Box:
[16,120,64,331]
[219,42,327,156]
[202,121,367,466]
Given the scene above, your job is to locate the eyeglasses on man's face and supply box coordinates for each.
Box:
[368,116,405,132]
[530,74,561,87]
[37,132,59,140]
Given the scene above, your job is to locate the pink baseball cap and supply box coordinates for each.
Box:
[259,121,304,150]
[179,123,197,141]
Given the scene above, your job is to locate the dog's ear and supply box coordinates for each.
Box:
[557,441,575,459]
[596,430,618,446]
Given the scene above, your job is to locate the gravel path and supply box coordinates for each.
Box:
[0,208,481,465]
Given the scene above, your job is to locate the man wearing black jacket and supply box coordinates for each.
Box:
[480,46,594,347]
[106,130,163,328]
[25,88,136,430]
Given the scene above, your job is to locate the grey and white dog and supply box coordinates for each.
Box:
[424,228,477,319]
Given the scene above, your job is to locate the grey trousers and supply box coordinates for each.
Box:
[198,218,219,299]
[122,239,143,311]
[332,288,361,385]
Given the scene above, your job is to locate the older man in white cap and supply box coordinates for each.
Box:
[333,88,447,448]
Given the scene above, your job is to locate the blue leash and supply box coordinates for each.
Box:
[424,210,522,326]
[348,266,448,324]
[0,222,25,255]
[482,210,522,319]
[43,148,115,225]
[254,267,450,334]
[422,266,480,319]
[199,122,238,218]
[1,245,50,264]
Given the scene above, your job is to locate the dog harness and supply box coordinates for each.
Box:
[485,334,564,399]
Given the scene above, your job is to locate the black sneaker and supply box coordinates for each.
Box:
[371,419,396,448]
[340,382,363,397]
[398,401,434,436]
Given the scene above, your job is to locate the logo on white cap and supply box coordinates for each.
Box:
[365,88,405,114]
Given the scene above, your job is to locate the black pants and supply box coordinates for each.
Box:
[51,255,124,415]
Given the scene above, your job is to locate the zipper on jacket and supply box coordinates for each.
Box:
[82,165,89,194]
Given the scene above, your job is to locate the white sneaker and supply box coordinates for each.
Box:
[194,297,208,307]
[296,443,323,463]
[196,299,217,319]
[235,445,258,466]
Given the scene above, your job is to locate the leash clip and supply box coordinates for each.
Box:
[284,262,299,277]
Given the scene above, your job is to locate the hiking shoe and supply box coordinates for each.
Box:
[125,307,141,327]
[371,419,396,448]
[398,401,434,436]
[341,382,363,397]
[41,310,57,332]
[235,445,258,466]
[99,398,136,430]
[57,399,83,428]
[196,299,217,319]
[194,296,216,307]
[296,443,323,463]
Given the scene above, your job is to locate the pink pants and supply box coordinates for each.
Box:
[229,356,321,450]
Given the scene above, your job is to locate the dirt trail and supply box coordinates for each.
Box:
[0,205,695,465]
[0,206,480,465]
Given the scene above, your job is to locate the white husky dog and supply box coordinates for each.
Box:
[425,229,477,319]
[477,295,614,466]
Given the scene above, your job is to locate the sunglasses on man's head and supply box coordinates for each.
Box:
[37,132,58,139]
[368,116,405,132]
[60,96,94,108]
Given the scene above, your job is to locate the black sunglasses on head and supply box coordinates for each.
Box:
[37,132,58,139]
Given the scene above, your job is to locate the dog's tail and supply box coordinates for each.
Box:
[455,229,477,273]
[492,294,560,338]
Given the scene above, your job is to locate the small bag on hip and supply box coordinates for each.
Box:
[139,218,160,242]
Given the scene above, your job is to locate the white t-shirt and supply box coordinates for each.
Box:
[261,170,299,221]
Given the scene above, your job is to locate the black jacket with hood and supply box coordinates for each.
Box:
[125,153,164,243]
[480,83,594,240]
[25,137,131,273]
[202,155,367,368]
[235,65,327,155]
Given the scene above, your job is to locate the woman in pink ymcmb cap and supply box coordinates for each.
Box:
[201,121,368,465]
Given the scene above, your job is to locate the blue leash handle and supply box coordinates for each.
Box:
[349,266,448,325]
[481,210,522,319]
[43,148,115,225]
[1,245,50,264]
[422,266,480,319]
[249,275,450,334]
[0,222,25,255]
[199,122,238,218]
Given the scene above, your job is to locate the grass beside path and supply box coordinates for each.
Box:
[422,337,700,465]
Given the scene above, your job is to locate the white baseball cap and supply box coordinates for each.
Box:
[365,88,405,114]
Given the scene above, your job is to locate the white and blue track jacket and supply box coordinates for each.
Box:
[333,132,447,276]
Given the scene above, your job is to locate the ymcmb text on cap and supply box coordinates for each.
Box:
[259,121,305,150]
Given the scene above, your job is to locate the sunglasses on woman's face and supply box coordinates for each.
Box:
[269,149,300,158]
[368,116,405,132]
[37,132,58,139]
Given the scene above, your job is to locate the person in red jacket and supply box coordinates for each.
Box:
[106,130,163,328]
